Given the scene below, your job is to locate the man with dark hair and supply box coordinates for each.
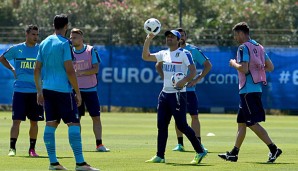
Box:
[142,30,207,164]
[34,14,99,170]
[70,28,110,152]
[218,22,282,163]
[0,24,43,157]
[156,28,212,152]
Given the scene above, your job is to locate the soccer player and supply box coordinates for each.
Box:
[218,22,282,163]
[70,28,110,152]
[142,30,207,164]
[0,25,44,157]
[34,14,99,171]
[156,28,212,152]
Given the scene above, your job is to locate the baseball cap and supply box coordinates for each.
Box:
[164,30,181,39]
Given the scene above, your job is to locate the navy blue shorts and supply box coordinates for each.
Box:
[12,92,44,121]
[78,91,100,117]
[186,91,199,115]
[43,89,80,124]
[237,92,265,126]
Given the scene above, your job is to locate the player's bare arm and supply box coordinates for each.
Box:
[265,58,274,72]
[176,64,196,89]
[229,59,248,74]
[34,61,44,105]
[76,63,99,76]
[64,60,82,106]
[0,55,17,78]
[142,33,157,62]
[189,60,212,87]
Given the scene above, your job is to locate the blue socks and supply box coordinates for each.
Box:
[44,125,85,164]
[68,125,85,164]
[44,126,58,164]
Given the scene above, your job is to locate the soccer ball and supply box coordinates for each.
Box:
[143,18,161,35]
[171,72,186,88]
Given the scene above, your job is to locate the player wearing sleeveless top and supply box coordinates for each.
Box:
[218,22,282,163]
[70,28,110,152]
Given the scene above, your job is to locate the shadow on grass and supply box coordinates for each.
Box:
[176,150,195,153]
[14,156,73,159]
[247,162,295,165]
[83,150,111,153]
[173,150,217,154]
[165,162,213,167]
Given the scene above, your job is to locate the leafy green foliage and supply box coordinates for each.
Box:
[0,0,297,46]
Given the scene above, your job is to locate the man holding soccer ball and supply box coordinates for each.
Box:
[156,28,212,152]
[142,29,207,164]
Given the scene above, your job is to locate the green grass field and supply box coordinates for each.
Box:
[0,111,297,171]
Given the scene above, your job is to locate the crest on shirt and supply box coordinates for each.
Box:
[175,52,180,57]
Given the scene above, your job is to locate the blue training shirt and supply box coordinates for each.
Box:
[238,39,269,94]
[73,44,101,92]
[184,43,209,91]
[37,35,74,93]
[2,42,39,93]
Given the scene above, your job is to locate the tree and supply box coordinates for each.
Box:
[0,0,296,46]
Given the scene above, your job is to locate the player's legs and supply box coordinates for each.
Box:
[91,116,102,142]
[233,93,255,154]
[28,120,38,155]
[27,93,44,156]
[171,92,206,164]
[234,123,247,149]
[190,115,201,138]
[156,92,172,159]
[67,122,85,164]
[172,124,185,151]
[43,89,61,165]
[246,93,280,148]
[187,91,201,138]
[9,92,27,156]
[246,93,282,162]
[174,124,183,140]
[218,94,249,161]
[77,92,86,119]
[218,123,245,162]
[9,120,21,156]
[175,118,200,140]
[249,122,276,144]
[219,93,282,162]
[82,91,109,151]
[146,92,171,163]
[91,116,110,152]
[174,91,201,150]
[171,92,204,154]
[67,120,98,169]
[10,120,21,139]
[60,91,97,168]
[190,114,208,152]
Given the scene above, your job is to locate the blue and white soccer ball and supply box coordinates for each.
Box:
[144,18,161,35]
[171,72,186,88]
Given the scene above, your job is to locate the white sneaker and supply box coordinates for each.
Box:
[75,164,100,171]
[96,144,110,152]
